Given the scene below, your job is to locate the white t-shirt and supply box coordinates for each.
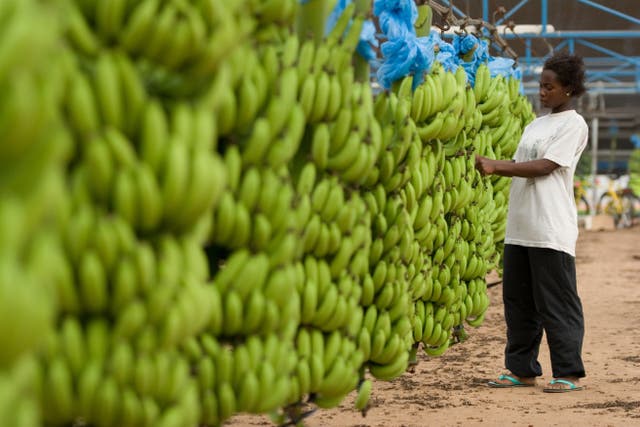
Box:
[504,109,588,256]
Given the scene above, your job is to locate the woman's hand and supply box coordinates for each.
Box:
[475,155,497,175]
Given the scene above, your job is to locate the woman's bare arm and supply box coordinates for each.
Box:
[475,156,559,178]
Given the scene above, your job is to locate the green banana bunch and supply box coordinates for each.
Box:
[0,0,68,384]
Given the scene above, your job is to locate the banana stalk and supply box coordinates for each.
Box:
[297,0,329,45]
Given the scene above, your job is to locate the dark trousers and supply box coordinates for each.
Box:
[502,244,586,379]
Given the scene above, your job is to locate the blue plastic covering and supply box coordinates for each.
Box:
[488,56,518,79]
[449,34,491,87]
[376,34,436,89]
[453,34,477,56]
[357,20,379,61]
[374,0,438,89]
[432,31,459,73]
[373,0,418,38]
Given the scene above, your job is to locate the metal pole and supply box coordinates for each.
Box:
[590,117,599,215]
[541,0,548,35]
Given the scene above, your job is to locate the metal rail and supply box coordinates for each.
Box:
[431,0,640,95]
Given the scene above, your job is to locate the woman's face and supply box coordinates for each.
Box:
[539,69,572,112]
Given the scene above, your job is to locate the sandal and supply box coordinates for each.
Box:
[488,374,535,388]
[543,378,584,393]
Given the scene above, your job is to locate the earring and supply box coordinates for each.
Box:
[565,92,571,96]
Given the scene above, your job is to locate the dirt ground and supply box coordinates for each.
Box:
[229,226,640,427]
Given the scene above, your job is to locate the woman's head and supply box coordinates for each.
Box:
[539,51,586,112]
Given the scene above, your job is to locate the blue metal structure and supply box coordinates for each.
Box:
[436,0,640,95]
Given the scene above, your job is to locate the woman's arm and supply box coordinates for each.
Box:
[475,155,560,178]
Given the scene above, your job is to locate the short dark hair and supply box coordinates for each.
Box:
[543,51,587,97]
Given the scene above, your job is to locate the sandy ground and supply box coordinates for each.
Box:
[229,226,640,427]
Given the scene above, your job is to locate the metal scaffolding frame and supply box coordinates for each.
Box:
[436,0,640,95]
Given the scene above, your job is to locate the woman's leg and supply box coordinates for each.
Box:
[502,244,544,378]
[529,247,585,380]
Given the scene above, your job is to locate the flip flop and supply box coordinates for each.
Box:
[543,379,584,393]
[487,374,535,388]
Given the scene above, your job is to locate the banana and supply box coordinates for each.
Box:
[230,252,270,300]
[296,163,317,198]
[140,396,161,426]
[93,52,123,129]
[296,37,316,79]
[322,294,349,331]
[234,76,260,130]
[240,117,271,167]
[112,56,146,137]
[217,382,237,422]
[301,278,319,324]
[43,357,74,423]
[418,73,437,121]
[266,105,305,169]
[181,151,226,230]
[215,82,239,136]
[354,379,373,411]
[96,0,128,41]
[372,333,401,365]
[142,3,178,61]
[161,17,194,70]
[119,0,160,53]
[113,300,147,341]
[301,213,320,253]
[213,248,250,294]
[298,71,318,119]
[327,131,360,172]
[320,180,344,222]
[369,348,409,380]
[159,139,190,226]
[66,69,100,137]
[474,63,490,103]
[341,143,372,184]
[57,316,85,377]
[340,13,364,50]
[77,360,103,420]
[78,250,108,313]
[130,162,162,231]
[137,100,168,174]
[323,72,343,121]
[319,356,351,398]
[222,290,243,336]
[312,285,339,326]
[417,111,445,142]
[309,70,331,123]
[111,255,138,313]
[83,135,113,205]
[66,5,100,56]
[478,83,506,115]
[237,370,260,412]
[110,341,135,387]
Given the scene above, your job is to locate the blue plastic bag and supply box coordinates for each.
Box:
[487,56,516,78]
[357,20,379,61]
[453,34,478,56]
[432,31,459,72]
[373,0,418,38]
[376,33,435,89]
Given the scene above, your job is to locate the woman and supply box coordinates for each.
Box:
[476,51,588,393]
